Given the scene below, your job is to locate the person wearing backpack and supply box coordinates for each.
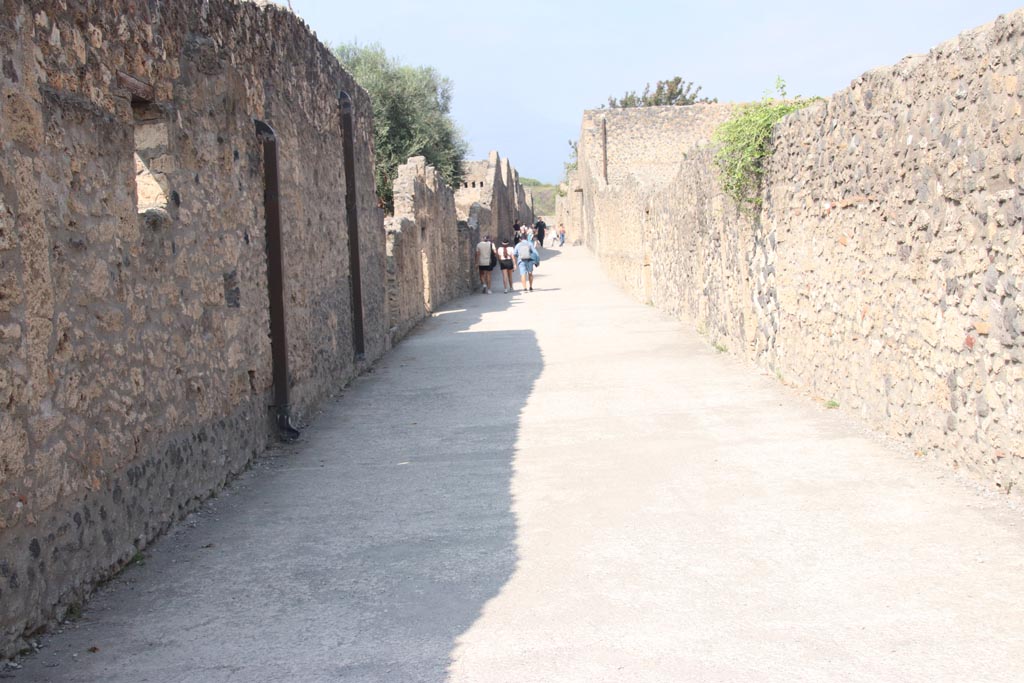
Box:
[476,234,497,294]
[496,239,517,293]
[514,236,540,292]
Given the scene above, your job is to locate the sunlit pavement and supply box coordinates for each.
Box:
[12,245,1024,683]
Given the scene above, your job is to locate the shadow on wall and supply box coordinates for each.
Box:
[10,288,539,681]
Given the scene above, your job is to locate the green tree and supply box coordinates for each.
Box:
[335,43,468,213]
[607,77,715,108]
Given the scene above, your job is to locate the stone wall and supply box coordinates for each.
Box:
[575,104,735,303]
[455,151,534,242]
[574,10,1024,498]
[385,157,478,344]
[764,13,1024,492]
[554,171,584,246]
[0,0,386,655]
[454,160,490,219]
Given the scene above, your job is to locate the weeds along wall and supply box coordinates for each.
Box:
[0,0,389,655]
[575,10,1024,497]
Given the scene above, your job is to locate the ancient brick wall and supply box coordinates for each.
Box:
[454,160,490,219]
[0,0,385,654]
[764,12,1024,490]
[385,157,478,344]
[602,105,728,185]
[554,171,584,246]
[385,218,423,344]
[575,104,735,304]
[575,10,1024,497]
[384,152,534,345]
[455,151,534,243]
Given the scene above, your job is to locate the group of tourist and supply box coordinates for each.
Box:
[475,218,567,294]
[515,218,566,248]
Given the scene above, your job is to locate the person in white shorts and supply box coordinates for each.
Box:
[513,237,539,292]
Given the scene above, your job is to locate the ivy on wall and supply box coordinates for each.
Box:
[713,79,817,214]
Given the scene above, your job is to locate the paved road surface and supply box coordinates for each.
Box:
[11,246,1024,682]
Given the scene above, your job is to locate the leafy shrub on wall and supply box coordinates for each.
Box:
[713,79,817,213]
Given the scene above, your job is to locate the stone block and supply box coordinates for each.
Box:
[0,412,29,480]
[0,323,22,344]
[0,199,13,252]
[133,122,169,153]
[3,92,43,151]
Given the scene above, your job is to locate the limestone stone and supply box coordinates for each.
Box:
[0,199,13,251]
[4,92,43,152]
[134,122,169,152]
[0,414,28,482]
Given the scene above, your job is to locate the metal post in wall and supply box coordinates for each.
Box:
[255,119,300,440]
[339,91,365,359]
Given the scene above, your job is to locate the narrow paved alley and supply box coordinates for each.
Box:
[12,246,1024,683]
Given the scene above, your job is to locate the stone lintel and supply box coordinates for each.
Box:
[116,71,155,103]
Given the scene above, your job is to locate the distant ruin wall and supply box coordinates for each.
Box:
[576,104,736,304]
[0,0,386,655]
[455,151,534,242]
[576,11,1024,497]
[554,170,584,246]
[385,157,478,344]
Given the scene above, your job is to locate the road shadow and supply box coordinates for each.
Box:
[532,244,563,263]
[12,290,538,682]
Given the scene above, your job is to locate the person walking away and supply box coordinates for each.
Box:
[514,235,540,292]
[535,218,546,247]
[558,223,566,246]
[497,239,516,293]
[476,234,497,293]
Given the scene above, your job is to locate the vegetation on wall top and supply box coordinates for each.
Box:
[712,79,817,214]
[335,43,468,213]
[560,139,578,191]
[605,77,715,108]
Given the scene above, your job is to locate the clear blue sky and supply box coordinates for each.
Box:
[278,0,1022,184]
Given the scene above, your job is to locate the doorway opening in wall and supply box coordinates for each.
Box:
[132,97,170,213]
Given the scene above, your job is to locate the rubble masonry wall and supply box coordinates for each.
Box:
[575,10,1024,498]
[0,0,386,654]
